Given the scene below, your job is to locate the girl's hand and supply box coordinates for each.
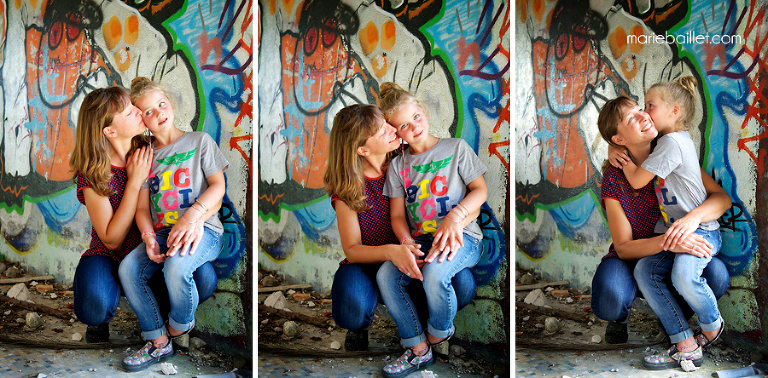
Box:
[662,214,701,251]
[167,213,201,257]
[427,214,464,263]
[607,145,630,168]
[391,243,423,281]
[669,232,713,258]
[126,146,153,187]
[144,235,166,263]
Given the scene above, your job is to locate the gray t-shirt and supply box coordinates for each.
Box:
[641,131,719,233]
[383,138,487,240]
[142,132,230,233]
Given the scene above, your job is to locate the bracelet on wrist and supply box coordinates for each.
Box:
[141,230,156,237]
[450,208,466,220]
[445,215,461,223]
[456,203,469,217]
[195,200,209,213]
[190,204,206,215]
[401,236,415,244]
[181,214,198,224]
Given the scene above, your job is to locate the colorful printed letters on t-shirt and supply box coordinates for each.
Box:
[150,148,197,230]
[399,155,454,237]
[654,176,678,225]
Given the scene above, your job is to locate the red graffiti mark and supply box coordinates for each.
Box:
[199,33,223,67]
[0,156,29,198]
[259,192,285,205]
[458,38,481,70]
[230,134,253,187]
[488,140,509,173]
[516,193,540,205]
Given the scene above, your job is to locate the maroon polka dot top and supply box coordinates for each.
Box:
[76,165,143,262]
[331,174,399,264]
[600,166,661,259]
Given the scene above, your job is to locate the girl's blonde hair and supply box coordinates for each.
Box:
[377,82,428,121]
[70,86,140,196]
[129,76,166,105]
[323,104,397,212]
[647,76,697,129]
[597,96,639,173]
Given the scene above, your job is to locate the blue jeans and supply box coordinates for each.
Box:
[635,229,724,343]
[118,227,222,340]
[332,263,476,332]
[591,255,730,324]
[376,234,482,348]
[73,254,217,327]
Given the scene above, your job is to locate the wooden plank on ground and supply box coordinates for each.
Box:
[0,293,72,320]
[258,284,312,293]
[0,276,55,284]
[515,280,569,291]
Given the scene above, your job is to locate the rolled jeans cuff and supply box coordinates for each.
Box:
[142,324,168,341]
[401,333,427,349]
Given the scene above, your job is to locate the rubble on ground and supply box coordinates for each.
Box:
[515,266,752,366]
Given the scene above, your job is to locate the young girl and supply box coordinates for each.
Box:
[70,87,218,345]
[377,82,487,378]
[118,77,229,372]
[617,77,725,369]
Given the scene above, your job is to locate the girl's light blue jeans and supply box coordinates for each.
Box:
[376,234,482,348]
[634,229,723,344]
[119,227,222,341]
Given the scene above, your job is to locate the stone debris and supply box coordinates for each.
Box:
[35,284,54,292]
[5,266,21,278]
[432,340,449,355]
[264,291,286,310]
[544,317,561,334]
[420,371,437,378]
[72,332,83,341]
[518,272,535,285]
[190,337,207,350]
[26,312,43,329]
[7,283,32,302]
[330,340,341,350]
[523,289,547,307]
[680,359,699,372]
[283,321,300,338]
[160,362,178,375]
[307,301,316,308]
[261,275,277,287]
[0,262,6,275]
[450,344,465,356]
[591,335,602,343]
[175,334,190,349]
[293,292,311,301]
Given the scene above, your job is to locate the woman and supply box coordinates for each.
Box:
[69,87,218,344]
[323,104,477,351]
[592,96,731,346]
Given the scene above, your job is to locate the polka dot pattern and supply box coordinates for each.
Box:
[331,174,398,264]
[77,166,143,262]
[600,166,661,259]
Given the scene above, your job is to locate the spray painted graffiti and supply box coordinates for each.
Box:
[0,0,251,280]
[259,0,508,285]
[516,0,757,281]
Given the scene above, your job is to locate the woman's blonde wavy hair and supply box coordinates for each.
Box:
[323,104,398,212]
[70,86,148,196]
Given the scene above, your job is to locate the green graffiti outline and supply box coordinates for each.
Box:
[258,194,329,223]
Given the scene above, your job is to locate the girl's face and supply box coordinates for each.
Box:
[388,103,429,145]
[644,90,675,133]
[613,105,657,147]
[134,90,175,135]
[109,101,145,137]
[361,118,399,155]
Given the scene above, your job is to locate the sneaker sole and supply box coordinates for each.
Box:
[642,357,703,370]
[381,357,435,378]
[121,350,175,372]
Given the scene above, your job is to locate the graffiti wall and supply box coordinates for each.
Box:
[516,0,768,348]
[258,0,510,350]
[0,0,252,353]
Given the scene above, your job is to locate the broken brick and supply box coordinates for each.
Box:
[551,289,569,297]
[320,299,332,304]
[293,293,312,301]
[36,284,54,293]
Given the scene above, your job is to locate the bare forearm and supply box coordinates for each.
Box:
[614,235,664,259]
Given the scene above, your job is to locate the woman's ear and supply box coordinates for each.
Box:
[611,134,625,146]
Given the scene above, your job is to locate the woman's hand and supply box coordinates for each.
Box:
[126,146,153,187]
[607,145,630,168]
[662,213,702,251]
[167,213,203,257]
[426,214,465,263]
[390,243,424,281]
[669,232,713,258]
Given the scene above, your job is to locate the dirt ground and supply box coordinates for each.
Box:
[0,260,241,371]
[257,268,503,377]
[514,267,756,365]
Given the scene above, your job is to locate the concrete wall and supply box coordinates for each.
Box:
[516,0,766,349]
[0,0,253,355]
[258,0,511,356]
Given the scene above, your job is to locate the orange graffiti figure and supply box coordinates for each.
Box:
[531,0,620,188]
[281,0,370,189]
[27,0,112,181]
